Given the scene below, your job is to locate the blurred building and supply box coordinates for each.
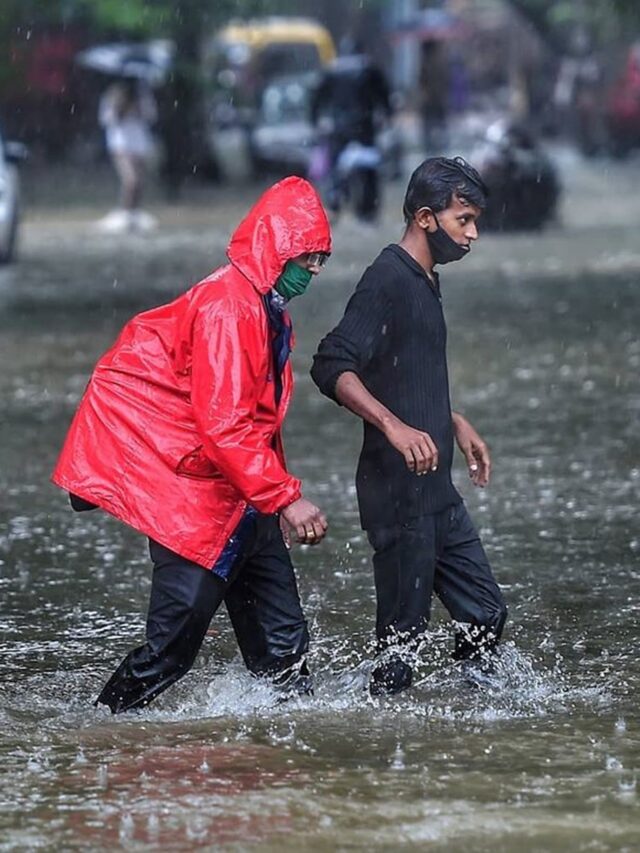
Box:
[383,0,550,123]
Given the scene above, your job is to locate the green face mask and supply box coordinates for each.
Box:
[274,260,313,301]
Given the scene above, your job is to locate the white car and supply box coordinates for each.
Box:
[0,130,26,264]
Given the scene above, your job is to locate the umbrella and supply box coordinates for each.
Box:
[76,40,174,84]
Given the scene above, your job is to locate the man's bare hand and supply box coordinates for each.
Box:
[333,373,438,476]
[280,497,328,545]
[383,417,439,475]
[452,412,491,487]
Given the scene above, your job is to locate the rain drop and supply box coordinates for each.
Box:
[119,813,134,844]
[391,744,405,770]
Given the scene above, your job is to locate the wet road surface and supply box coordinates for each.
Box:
[0,153,639,850]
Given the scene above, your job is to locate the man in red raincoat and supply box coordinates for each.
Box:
[52,177,332,712]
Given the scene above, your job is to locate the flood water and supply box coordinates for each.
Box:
[1,160,639,850]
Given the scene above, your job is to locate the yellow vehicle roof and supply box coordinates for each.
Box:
[218,17,336,64]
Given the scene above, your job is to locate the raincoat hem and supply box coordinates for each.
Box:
[51,473,245,569]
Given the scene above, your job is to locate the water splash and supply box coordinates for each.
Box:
[118,626,614,729]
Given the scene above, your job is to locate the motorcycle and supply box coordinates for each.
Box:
[470,120,560,231]
[308,117,382,223]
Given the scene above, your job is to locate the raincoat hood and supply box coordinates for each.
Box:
[227,176,332,293]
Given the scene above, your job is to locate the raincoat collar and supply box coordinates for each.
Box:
[227,176,332,294]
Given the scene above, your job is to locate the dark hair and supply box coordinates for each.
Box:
[402,156,488,223]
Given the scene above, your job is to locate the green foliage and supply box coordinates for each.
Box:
[612,0,640,24]
[509,0,640,42]
[0,0,299,92]
[73,0,167,34]
[1,0,300,42]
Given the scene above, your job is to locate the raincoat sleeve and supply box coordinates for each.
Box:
[190,305,302,514]
[311,265,392,402]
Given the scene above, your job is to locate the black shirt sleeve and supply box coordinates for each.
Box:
[311,262,392,403]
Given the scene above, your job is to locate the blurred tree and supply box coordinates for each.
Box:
[507,0,640,44]
[506,0,639,151]
[0,0,299,174]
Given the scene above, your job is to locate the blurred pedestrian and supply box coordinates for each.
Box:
[98,77,157,231]
[311,157,508,695]
[310,36,391,221]
[418,40,449,151]
[52,177,332,713]
[553,29,603,156]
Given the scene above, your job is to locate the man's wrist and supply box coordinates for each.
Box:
[279,486,302,515]
[378,411,399,436]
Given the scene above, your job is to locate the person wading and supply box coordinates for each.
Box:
[53,177,331,712]
[311,157,507,695]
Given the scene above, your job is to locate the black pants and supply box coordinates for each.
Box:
[367,502,507,693]
[96,514,309,713]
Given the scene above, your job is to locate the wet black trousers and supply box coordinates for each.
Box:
[96,514,309,713]
[367,502,508,694]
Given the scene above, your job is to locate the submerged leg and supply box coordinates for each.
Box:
[434,503,508,665]
[95,540,226,713]
[225,515,311,696]
[368,517,438,696]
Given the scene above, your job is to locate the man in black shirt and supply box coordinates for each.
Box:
[311,157,507,695]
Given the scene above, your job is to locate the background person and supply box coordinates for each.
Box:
[310,36,391,220]
[417,40,449,152]
[311,157,507,695]
[98,76,157,231]
[52,177,331,713]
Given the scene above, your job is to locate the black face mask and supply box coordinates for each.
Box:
[427,214,470,265]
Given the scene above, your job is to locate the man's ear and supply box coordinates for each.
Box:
[414,206,436,232]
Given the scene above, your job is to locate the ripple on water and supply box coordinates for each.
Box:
[2,242,640,847]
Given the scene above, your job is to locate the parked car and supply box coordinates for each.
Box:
[203,16,335,118]
[202,17,336,180]
[0,128,27,265]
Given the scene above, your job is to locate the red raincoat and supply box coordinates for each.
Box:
[52,177,331,568]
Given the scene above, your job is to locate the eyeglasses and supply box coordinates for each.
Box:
[305,252,330,268]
